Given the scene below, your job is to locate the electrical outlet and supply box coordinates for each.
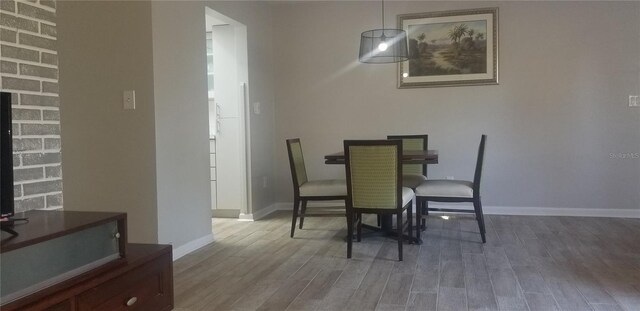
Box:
[629,95,639,107]
[445,176,454,180]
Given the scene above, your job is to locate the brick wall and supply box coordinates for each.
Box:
[0,0,62,212]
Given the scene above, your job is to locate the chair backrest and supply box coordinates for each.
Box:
[473,135,487,195]
[286,139,308,192]
[344,140,402,210]
[387,135,428,176]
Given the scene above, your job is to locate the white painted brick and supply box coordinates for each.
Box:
[2,0,62,211]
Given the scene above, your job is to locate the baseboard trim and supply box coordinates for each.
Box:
[212,209,241,218]
[271,202,640,218]
[172,233,215,261]
[478,205,640,218]
[274,202,292,211]
[237,213,255,221]
[239,203,279,221]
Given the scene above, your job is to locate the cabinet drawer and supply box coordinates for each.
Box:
[76,253,172,311]
[44,300,72,311]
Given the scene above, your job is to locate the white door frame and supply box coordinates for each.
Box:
[205,7,252,218]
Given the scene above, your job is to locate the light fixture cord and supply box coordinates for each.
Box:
[381,0,385,30]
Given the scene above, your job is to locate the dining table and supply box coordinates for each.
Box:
[324,150,438,165]
[324,149,439,244]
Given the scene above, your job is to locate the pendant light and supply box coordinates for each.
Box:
[359,0,409,63]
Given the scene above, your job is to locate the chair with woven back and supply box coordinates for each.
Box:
[344,139,414,261]
[286,138,348,238]
[414,135,487,243]
[387,135,429,230]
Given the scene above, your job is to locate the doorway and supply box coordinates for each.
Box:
[205,8,250,219]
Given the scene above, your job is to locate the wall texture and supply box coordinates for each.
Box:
[59,1,275,248]
[151,1,213,248]
[55,0,277,250]
[273,1,640,212]
[208,1,277,217]
[151,0,279,245]
[57,0,159,243]
[1,0,63,212]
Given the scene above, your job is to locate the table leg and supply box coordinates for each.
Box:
[359,214,421,244]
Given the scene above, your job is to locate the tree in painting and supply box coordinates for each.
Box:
[407,20,487,77]
[447,24,468,48]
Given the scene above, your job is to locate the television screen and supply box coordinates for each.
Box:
[1,91,15,218]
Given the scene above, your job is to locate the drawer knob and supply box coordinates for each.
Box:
[114,232,121,239]
[126,297,138,307]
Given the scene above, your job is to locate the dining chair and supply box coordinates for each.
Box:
[344,140,414,261]
[387,134,429,230]
[414,135,487,243]
[286,138,348,238]
[386,134,429,188]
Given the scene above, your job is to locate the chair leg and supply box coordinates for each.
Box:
[299,200,307,229]
[408,202,413,244]
[346,209,354,258]
[377,215,381,227]
[420,200,429,231]
[291,198,300,238]
[415,198,422,244]
[396,211,403,261]
[473,199,487,243]
[357,212,362,242]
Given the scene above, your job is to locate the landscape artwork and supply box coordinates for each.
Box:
[398,8,498,88]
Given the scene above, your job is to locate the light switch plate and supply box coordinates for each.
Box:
[124,90,136,110]
[253,102,261,114]
[630,95,639,107]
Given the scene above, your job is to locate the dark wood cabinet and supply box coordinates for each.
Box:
[1,211,173,311]
[43,300,72,311]
[76,245,173,311]
[6,244,173,311]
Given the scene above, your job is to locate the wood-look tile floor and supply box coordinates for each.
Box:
[173,211,640,311]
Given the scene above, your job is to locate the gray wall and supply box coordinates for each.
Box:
[149,0,278,244]
[56,0,278,247]
[208,1,277,215]
[1,0,63,212]
[57,0,159,243]
[273,1,640,211]
[151,1,213,247]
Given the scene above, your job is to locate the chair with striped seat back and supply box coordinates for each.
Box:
[344,140,414,261]
[387,135,429,230]
[286,139,348,238]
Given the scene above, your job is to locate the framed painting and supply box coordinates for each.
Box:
[397,8,498,88]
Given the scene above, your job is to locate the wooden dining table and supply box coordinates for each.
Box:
[324,150,438,165]
[324,149,439,244]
